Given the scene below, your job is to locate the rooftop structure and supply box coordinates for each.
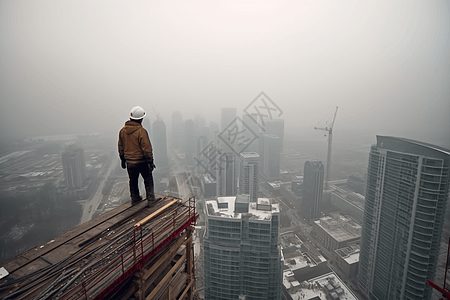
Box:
[279,232,359,300]
[282,272,359,300]
[206,196,279,220]
[313,214,361,252]
[335,244,360,279]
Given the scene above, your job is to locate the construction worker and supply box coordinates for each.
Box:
[118,106,157,206]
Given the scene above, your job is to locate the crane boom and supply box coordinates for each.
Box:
[315,106,338,190]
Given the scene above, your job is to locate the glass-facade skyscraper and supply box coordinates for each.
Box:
[358,136,450,300]
[204,196,282,300]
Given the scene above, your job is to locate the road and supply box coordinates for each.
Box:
[79,156,118,224]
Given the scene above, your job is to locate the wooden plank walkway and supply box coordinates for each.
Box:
[0,195,183,299]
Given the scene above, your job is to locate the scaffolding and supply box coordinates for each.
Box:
[0,196,198,300]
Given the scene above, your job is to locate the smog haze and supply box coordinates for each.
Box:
[1,0,449,147]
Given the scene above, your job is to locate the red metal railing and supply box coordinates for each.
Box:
[60,197,197,300]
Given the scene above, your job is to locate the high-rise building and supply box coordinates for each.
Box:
[221,107,237,132]
[301,161,324,221]
[62,144,86,189]
[196,135,209,174]
[184,119,196,165]
[171,111,183,149]
[358,136,450,300]
[152,118,169,168]
[262,119,284,153]
[259,133,281,181]
[239,152,260,202]
[194,115,207,137]
[216,152,237,196]
[242,113,259,152]
[204,195,282,300]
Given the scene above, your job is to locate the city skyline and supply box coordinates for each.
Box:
[0,1,449,150]
[1,0,449,298]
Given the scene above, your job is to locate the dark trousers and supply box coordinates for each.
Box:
[126,162,155,202]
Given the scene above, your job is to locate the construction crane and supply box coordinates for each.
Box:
[314,106,338,191]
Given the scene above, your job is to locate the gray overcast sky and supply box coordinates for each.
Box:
[1,0,449,146]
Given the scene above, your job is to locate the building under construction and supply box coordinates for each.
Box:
[0,195,198,300]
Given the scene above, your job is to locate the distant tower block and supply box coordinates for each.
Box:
[358,136,450,300]
[262,118,284,153]
[152,118,169,168]
[259,133,281,181]
[302,161,324,221]
[216,152,237,196]
[62,144,86,189]
[239,152,260,202]
[171,110,183,149]
[242,113,259,152]
[184,119,196,165]
[221,107,237,132]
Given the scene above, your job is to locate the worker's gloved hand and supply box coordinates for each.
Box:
[121,159,126,169]
[149,161,156,171]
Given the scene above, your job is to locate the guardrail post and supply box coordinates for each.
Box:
[121,254,125,280]
[140,226,144,266]
[133,227,137,264]
[82,281,88,300]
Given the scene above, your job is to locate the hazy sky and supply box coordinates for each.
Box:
[1,0,449,146]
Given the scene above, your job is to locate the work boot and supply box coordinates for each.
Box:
[147,196,162,208]
[131,196,142,206]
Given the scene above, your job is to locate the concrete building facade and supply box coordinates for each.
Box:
[358,136,450,300]
[204,196,282,300]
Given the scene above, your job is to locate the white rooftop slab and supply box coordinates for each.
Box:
[314,215,361,242]
[344,252,360,264]
[283,271,359,300]
[206,196,279,220]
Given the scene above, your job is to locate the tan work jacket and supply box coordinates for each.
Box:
[118,121,153,164]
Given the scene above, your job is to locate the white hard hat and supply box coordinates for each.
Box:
[130,106,146,120]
